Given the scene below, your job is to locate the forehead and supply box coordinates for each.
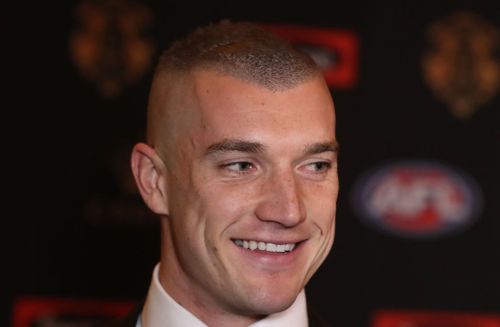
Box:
[187,70,336,143]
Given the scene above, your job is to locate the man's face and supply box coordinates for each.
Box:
[158,70,338,319]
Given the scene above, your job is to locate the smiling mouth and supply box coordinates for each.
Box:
[233,239,297,253]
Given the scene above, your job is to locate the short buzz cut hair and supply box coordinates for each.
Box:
[154,20,321,90]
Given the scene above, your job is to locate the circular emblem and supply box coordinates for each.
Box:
[352,161,482,238]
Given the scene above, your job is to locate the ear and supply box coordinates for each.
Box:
[131,142,169,216]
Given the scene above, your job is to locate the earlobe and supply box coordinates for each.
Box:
[131,143,169,216]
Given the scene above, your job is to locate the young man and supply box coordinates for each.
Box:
[127,21,339,327]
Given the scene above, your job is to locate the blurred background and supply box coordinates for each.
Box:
[4,0,500,326]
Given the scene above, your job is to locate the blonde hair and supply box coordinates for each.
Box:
[154,20,319,91]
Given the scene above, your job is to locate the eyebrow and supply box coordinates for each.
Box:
[304,141,340,155]
[206,139,339,156]
[206,139,265,155]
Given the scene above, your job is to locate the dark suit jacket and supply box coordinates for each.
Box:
[101,302,331,327]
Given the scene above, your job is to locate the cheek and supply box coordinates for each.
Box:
[305,183,338,230]
[200,183,256,233]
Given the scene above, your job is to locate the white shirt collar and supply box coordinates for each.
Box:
[139,263,308,327]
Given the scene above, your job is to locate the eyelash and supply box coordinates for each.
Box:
[306,161,332,173]
[220,161,256,174]
[219,160,332,176]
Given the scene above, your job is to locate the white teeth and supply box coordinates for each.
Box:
[267,243,277,252]
[234,240,296,253]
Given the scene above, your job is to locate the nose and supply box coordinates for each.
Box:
[255,169,306,227]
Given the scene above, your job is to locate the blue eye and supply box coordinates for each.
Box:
[308,161,331,173]
[223,161,255,173]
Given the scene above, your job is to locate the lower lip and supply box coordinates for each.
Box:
[233,241,305,268]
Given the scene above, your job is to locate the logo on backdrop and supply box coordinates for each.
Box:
[422,11,500,119]
[372,310,500,327]
[12,297,134,327]
[83,141,158,227]
[70,0,156,98]
[262,24,359,89]
[352,161,482,238]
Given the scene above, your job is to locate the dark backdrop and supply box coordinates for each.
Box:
[5,1,499,326]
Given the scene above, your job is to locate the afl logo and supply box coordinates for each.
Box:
[352,161,482,238]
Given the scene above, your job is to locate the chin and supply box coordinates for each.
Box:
[238,287,299,316]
